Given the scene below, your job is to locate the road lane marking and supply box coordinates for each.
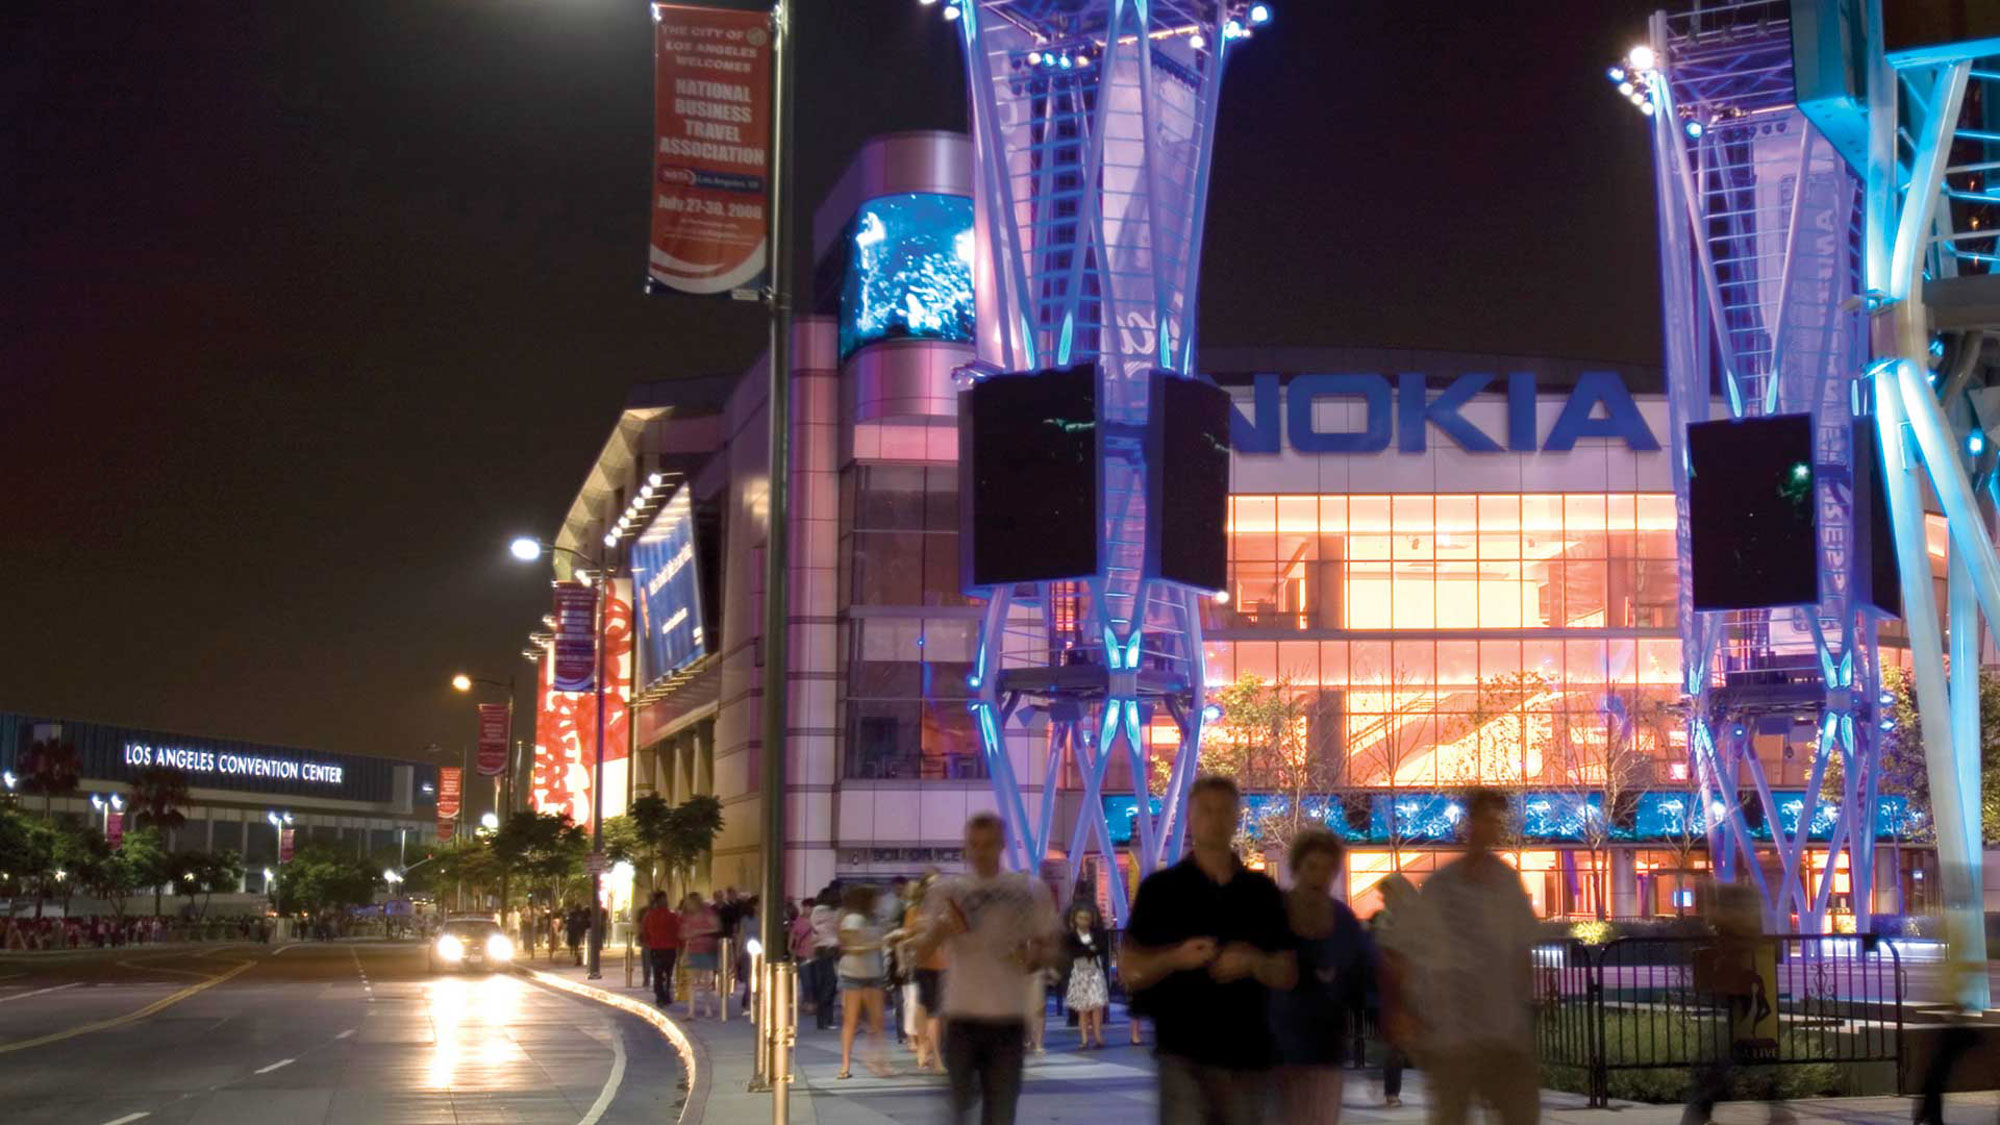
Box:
[101,1113,150,1125]
[253,1058,294,1075]
[335,1028,355,1039]
[0,959,256,1055]
[0,982,80,1004]
[578,1025,627,1125]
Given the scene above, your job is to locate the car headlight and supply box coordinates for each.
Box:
[486,935,514,961]
[436,934,464,961]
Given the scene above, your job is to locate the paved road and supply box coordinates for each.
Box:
[0,940,686,1125]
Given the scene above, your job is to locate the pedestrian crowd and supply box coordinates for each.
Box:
[1,913,273,950]
[721,780,1540,1125]
[634,886,759,1020]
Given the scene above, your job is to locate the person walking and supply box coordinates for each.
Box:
[789,899,820,1023]
[1369,873,1434,1108]
[837,884,892,1079]
[810,888,843,1030]
[681,893,722,1018]
[640,890,683,1007]
[1418,788,1540,1125]
[903,874,948,1072]
[564,903,589,967]
[1269,829,1373,1125]
[1061,904,1111,1049]
[1120,775,1296,1125]
[913,812,1058,1125]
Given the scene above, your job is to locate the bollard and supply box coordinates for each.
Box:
[624,940,634,989]
[748,957,771,1091]
[768,961,795,1124]
[718,938,734,1022]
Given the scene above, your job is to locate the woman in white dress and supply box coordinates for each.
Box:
[1061,905,1111,1049]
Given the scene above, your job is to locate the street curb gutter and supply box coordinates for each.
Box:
[519,966,710,1125]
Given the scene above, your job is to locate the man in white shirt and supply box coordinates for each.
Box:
[1418,788,1540,1125]
[915,812,1058,1125]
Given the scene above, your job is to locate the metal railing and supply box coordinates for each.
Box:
[1531,934,1903,1106]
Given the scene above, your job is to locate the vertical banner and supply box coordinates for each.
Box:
[552,583,598,692]
[279,826,295,863]
[105,810,124,849]
[438,766,463,821]
[533,578,634,826]
[646,3,774,297]
[475,704,510,777]
[437,817,455,843]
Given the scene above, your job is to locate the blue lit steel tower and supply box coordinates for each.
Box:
[929,0,1271,920]
[1636,0,1995,1006]
[1627,0,1881,937]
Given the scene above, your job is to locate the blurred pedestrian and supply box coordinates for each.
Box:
[1418,788,1539,1125]
[837,884,891,1079]
[564,903,588,966]
[811,888,842,1030]
[1270,829,1372,1125]
[914,812,1058,1125]
[1121,775,1296,1125]
[1061,904,1111,1049]
[640,890,682,1007]
[682,893,722,1018]
[902,873,947,1072]
[1369,873,1434,1108]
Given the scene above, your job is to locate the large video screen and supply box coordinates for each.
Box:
[631,489,708,690]
[962,363,1099,589]
[1149,373,1231,592]
[839,192,976,361]
[1688,413,1820,611]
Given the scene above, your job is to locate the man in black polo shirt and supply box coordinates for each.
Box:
[1121,775,1297,1125]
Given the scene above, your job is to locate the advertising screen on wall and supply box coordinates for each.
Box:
[839,192,975,360]
[1687,414,1820,611]
[962,363,1100,589]
[631,489,708,690]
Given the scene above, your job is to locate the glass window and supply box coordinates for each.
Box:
[844,615,981,780]
[1348,496,1392,560]
[1345,564,1394,630]
[1563,560,1608,626]
[1233,496,1278,561]
[1391,564,1435,629]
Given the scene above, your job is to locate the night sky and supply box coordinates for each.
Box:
[2,0,1667,780]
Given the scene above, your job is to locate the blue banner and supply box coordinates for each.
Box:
[631,490,707,690]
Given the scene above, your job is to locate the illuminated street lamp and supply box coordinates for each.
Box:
[508,534,618,980]
[479,812,500,832]
[1,770,15,790]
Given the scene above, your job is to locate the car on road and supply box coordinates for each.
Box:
[428,915,514,973]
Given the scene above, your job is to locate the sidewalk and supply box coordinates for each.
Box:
[520,956,1999,1125]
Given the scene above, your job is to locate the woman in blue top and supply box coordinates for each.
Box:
[1269,829,1374,1125]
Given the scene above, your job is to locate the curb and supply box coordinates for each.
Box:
[518,966,710,1125]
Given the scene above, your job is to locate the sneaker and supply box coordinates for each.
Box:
[1385,1097,1402,1108]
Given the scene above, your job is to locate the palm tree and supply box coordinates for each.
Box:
[17,739,80,821]
[129,766,192,848]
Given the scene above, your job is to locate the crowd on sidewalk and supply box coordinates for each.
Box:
[706,780,1542,1125]
[1,913,273,950]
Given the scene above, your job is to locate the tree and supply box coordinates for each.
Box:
[128,767,192,849]
[17,738,80,821]
[661,794,725,896]
[1197,674,1339,861]
[627,794,677,898]
[118,827,173,917]
[274,845,382,918]
[1345,661,1438,872]
[176,850,244,920]
[430,836,504,912]
[1548,686,1658,918]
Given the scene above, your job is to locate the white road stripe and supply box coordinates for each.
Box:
[101,1114,150,1125]
[252,1058,294,1075]
[0,981,81,1004]
[577,1026,627,1125]
[334,1028,355,1039]
[268,943,303,956]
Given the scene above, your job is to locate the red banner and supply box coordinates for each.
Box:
[552,583,598,692]
[438,817,455,842]
[476,704,510,777]
[105,810,124,849]
[279,826,295,863]
[534,578,633,826]
[647,3,773,297]
[438,766,463,820]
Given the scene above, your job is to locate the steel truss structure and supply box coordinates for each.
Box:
[1640,0,1882,937]
[1642,0,1995,1007]
[946,0,1265,920]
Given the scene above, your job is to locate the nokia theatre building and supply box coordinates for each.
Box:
[542,132,1930,920]
[1,713,442,893]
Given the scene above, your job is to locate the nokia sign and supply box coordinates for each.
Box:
[1229,371,1660,455]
